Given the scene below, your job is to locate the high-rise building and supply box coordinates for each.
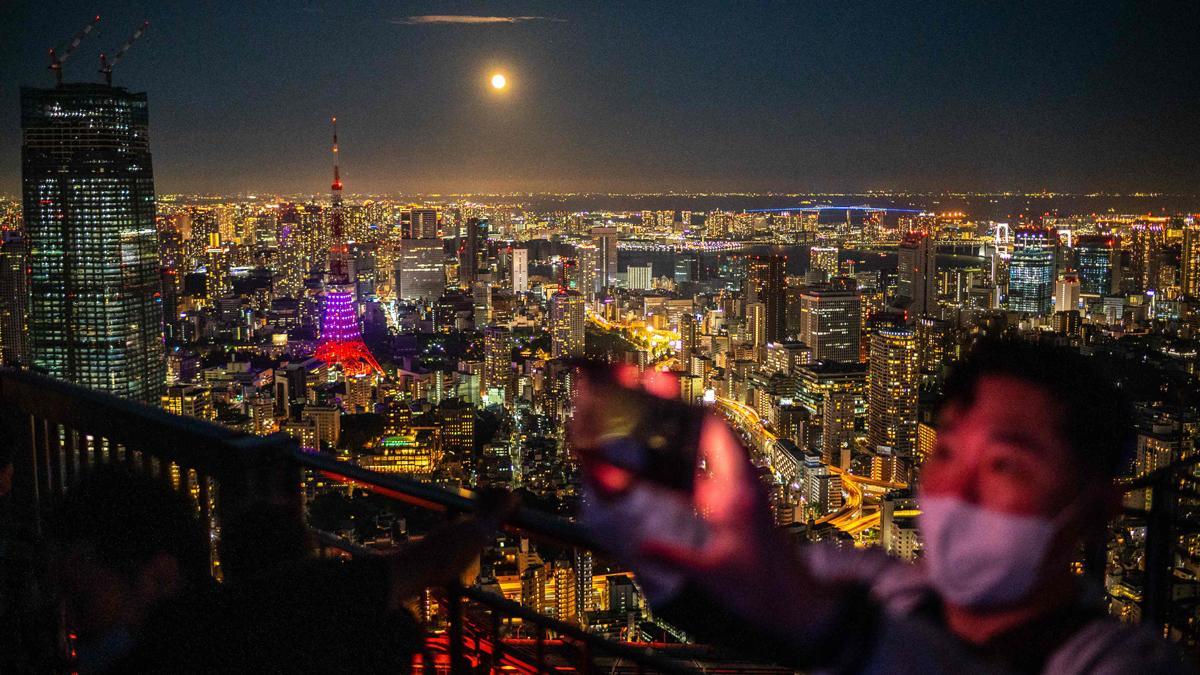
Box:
[896,233,937,317]
[1074,235,1119,296]
[798,281,861,363]
[1181,219,1200,298]
[809,246,839,282]
[1007,228,1056,315]
[591,226,618,291]
[550,290,585,359]
[914,316,952,384]
[867,324,918,480]
[483,325,512,401]
[512,247,529,293]
[409,208,439,239]
[1054,274,1081,314]
[746,254,787,343]
[674,255,699,284]
[574,244,599,299]
[822,387,857,469]
[459,217,485,286]
[627,264,653,291]
[396,239,446,301]
[21,83,165,402]
[679,312,700,365]
[1129,219,1165,293]
[437,398,475,456]
[0,231,29,366]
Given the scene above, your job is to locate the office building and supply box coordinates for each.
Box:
[21,83,165,402]
[409,208,439,239]
[1054,274,1081,313]
[591,226,618,291]
[1129,219,1165,293]
[1181,219,1200,298]
[1007,228,1056,315]
[396,239,446,301]
[627,264,653,291]
[1074,236,1119,296]
[483,325,513,400]
[674,255,699,284]
[809,246,839,281]
[798,282,861,363]
[867,324,918,480]
[550,290,585,359]
[512,247,529,293]
[914,316,952,383]
[896,233,937,317]
[460,217,485,286]
[746,254,787,343]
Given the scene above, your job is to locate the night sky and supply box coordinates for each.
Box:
[2,1,1197,195]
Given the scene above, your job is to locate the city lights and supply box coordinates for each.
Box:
[8,6,1200,672]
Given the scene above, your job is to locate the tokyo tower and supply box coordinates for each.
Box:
[313,118,383,378]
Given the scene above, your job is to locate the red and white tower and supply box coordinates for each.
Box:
[313,118,382,378]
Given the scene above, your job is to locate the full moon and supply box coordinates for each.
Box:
[491,73,507,90]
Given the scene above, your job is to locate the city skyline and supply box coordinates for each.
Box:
[3,1,1200,195]
[7,4,1200,670]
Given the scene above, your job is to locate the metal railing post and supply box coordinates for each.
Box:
[1143,478,1175,633]
[447,584,467,674]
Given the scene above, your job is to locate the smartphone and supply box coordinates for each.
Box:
[573,362,704,493]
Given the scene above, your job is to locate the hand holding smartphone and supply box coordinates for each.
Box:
[570,361,705,493]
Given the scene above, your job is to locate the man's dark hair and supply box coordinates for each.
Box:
[939,340,1134,480]
[46,466,211,586]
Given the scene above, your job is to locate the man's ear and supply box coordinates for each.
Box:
[136,552,183,605]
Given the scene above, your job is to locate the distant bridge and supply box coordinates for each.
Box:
[744,205,927,214]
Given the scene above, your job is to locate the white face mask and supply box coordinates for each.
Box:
[918,494,1076,609]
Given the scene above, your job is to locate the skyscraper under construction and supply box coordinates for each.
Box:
[21,82,165,402]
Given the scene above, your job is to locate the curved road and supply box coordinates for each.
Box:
[714,396,906,535]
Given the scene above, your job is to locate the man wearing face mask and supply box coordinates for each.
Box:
[574,341,1195,674]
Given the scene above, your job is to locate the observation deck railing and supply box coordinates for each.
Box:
[0,369,714,673]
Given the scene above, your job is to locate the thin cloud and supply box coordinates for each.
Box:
[391,15,563,26]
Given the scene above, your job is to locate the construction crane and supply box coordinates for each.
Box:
[99,21,150,86]
[48,15,101,86]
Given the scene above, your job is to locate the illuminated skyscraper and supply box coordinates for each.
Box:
[627,264,653,291]
[550,290,585,359]
[0,231,29,366]
[1054,274,1081,313]
[459,217,485,286]
[313,119,382,379]
[1007,228,1056,315]
[396,239,446,301]
[868,324,918,480]
[483,325,513,401]
[21,83,165,402]
[1181,219,1200,298]
[746,254,787,343]
[1129,219,1165,293]
[674,255,699,284]
[809,246,839,281]
[1074,235,1119,296]
[798,281,861,363]
[896,232,936,317]
[590,226,618,291]
[914,316,952,385]
[409,207,439,239]
[512,247,529,293]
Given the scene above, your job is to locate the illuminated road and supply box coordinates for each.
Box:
[713,396,906,535]
[587,311,678,362]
